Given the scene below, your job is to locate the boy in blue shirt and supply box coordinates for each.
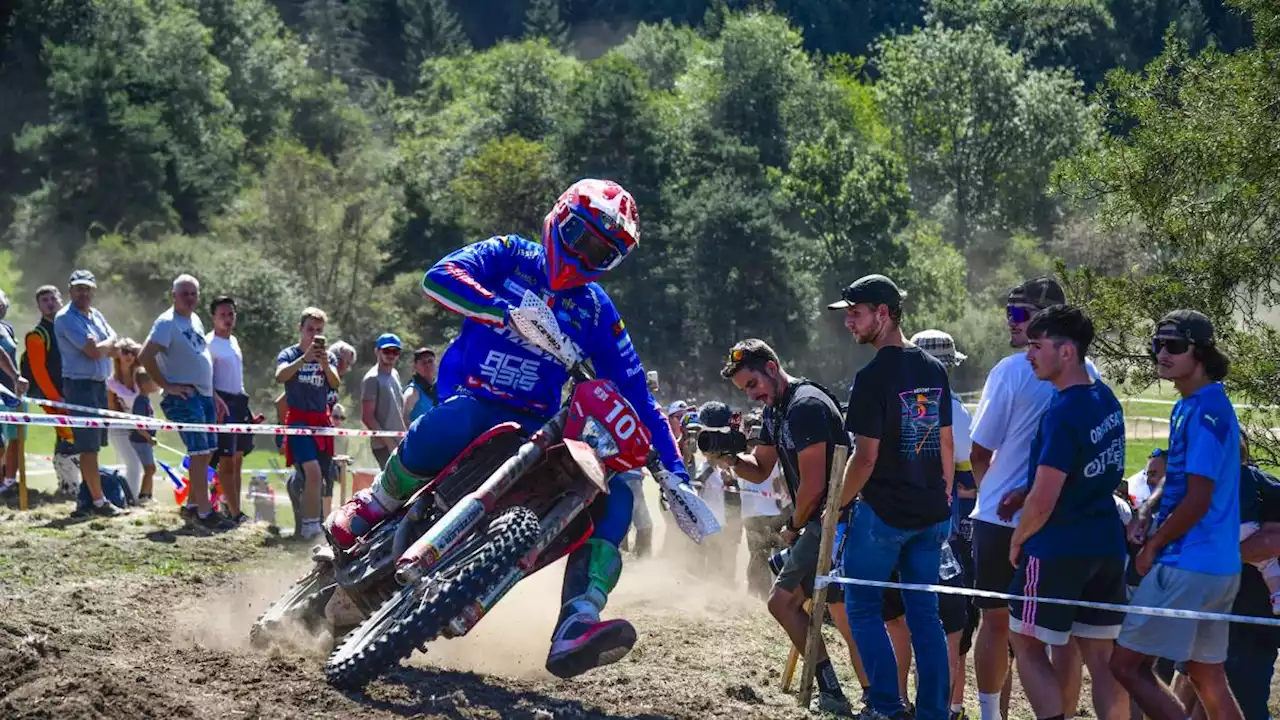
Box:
[1007,305,1128,720]
[1112,310,1243,720]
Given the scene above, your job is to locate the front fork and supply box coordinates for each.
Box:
[395,411,566,584]
[444,490,590,638]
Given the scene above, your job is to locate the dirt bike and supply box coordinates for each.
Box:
[250,293,666,690]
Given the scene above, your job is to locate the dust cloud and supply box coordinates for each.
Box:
[176,480,763,679]
[410,481,759,679]
[170,555,334,656]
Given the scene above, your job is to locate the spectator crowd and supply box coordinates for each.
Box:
[0,266,1276,720]
[1,269,440,539]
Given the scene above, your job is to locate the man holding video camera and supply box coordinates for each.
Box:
[713,339,868,716]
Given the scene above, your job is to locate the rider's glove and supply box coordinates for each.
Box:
[654,467,721,543]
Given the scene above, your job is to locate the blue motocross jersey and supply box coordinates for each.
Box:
[422,234,688,481]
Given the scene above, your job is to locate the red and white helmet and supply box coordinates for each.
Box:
[542,179,639,291]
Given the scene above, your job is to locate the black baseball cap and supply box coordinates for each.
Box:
[698,401,733,429]
[827,274,906,311]
[1155,309,1215,346]
[1008,276,1066,309]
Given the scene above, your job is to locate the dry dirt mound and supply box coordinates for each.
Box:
[0,501,830,720]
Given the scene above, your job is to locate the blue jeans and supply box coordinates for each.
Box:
[842,502,951,720]
[398,391,635,546]
[160,393,217,454]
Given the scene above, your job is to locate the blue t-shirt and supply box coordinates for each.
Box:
[276,345,339,413]
[1024,381,1127,559]
[1154,382,1241,575]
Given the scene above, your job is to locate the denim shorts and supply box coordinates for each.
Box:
[64,378,109,453]
[160,393,217,455]
[131,440,156,466]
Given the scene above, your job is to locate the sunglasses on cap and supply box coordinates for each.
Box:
[1150,337,1192,356]
[560,214,623,272]
[1006,305,1040,324]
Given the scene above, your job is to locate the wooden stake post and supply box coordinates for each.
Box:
[796,444,848,708]
[16,427,27,511]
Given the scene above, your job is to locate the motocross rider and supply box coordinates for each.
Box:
[326,179,713,679]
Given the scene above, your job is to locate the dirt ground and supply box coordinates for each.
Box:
[0,491,1275,720]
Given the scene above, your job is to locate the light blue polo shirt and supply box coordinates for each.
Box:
[54,304,115,381]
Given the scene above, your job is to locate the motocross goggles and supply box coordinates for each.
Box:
[560,213,624,272]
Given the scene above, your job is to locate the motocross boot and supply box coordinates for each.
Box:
[546,538,637,679]
[325,451,424,550]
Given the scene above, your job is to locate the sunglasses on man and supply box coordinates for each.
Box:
[1150,337,1193,356]
[1006,305,1041,324]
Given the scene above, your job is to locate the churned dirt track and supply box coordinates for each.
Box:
[0,492,836,720]
[13,487,1274,720]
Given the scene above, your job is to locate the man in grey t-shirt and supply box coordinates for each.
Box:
[53,269,122,517]
[361,333,407,469]
[139,274,228,529]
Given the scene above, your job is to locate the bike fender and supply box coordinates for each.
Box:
[563,438,608,494]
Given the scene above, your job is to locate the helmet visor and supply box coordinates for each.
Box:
[560,214,623,272]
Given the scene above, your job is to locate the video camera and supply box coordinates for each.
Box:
[696,426,749,456]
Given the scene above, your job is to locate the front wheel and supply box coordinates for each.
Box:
[324,505,542,690]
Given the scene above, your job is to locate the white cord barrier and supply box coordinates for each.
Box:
[815,573,1280,627]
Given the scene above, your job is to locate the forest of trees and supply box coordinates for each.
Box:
[0,0,1277,448]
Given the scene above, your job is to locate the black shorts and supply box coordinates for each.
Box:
[215,391,255,456]
[972,520,1016,609]
[881,570,970,635]
[1008,554,1126,646]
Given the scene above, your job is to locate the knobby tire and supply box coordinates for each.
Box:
[323,505,542,690]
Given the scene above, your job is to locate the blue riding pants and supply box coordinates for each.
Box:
[396,391,634,545]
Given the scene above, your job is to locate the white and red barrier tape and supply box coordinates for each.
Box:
[0,408,403,438]
[0,390,405,438]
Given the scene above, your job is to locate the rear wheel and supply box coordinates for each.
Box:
[250,563,338,648]
[324,505,542,690]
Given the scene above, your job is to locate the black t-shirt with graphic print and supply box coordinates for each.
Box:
[758,381,850,512]
[846,345,953,530]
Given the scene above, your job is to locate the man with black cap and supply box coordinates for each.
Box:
[830,273,955,720]
[1111,310,1244,720]
[966,276,1098,720]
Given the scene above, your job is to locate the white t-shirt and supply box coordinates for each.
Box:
[701,468,727,526]
[741,463,784,519]
[969,352,1099,527]
[207,333,244,395]
[952,395,973,465]
[1126,469,1156,508]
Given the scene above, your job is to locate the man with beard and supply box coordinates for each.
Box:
[832,274,954,720]
[714,339,869,717]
